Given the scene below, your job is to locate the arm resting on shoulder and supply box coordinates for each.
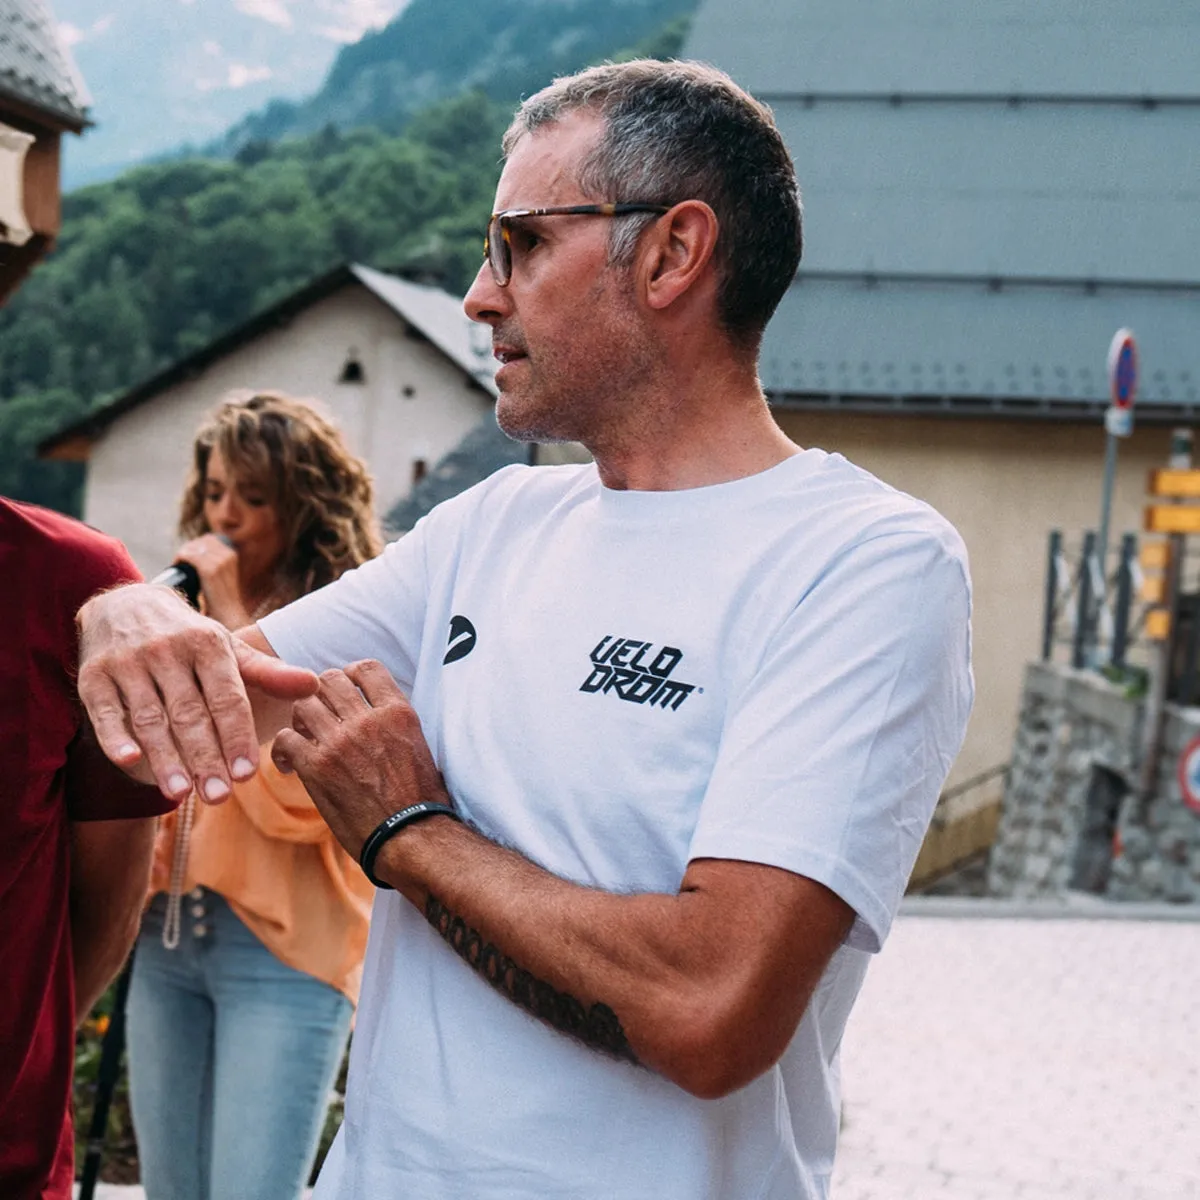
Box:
[378,821,855,1099]
[69,817,158,1023]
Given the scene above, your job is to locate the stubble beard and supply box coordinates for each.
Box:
[495,273,658,448]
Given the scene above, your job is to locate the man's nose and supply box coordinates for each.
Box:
[464,262,509,326]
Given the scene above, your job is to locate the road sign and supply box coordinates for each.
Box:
[1177,734,1200,814]
[1148,468,1200,498]
[1105,406,1133,438]
[1145,505,1200,535]
[1107,328,1138,409]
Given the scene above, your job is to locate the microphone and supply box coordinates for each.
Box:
[150,535,234,610]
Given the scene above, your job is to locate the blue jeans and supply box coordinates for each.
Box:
[127,891,353,1200]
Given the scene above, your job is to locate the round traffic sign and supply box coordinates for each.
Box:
[1107,328,1138,410]
[1177,734,1200,814]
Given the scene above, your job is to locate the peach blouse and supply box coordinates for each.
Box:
[149,742,374,1005]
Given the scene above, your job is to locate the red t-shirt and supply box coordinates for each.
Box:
[0,499,175,1200]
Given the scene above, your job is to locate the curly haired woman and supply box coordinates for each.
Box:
[126,392,383,1200]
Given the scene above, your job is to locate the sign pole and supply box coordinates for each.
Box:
[1095,330,1138,657]
[1097,431,1120,584]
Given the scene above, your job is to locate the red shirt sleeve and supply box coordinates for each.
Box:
[64,723,177,822]
[47,511,179,822]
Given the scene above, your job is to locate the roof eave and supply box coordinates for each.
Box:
[768,390,1200,426]
[37,263,361,459]
[0,81,89,134]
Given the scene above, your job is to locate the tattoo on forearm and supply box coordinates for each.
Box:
[424,894,638,1064]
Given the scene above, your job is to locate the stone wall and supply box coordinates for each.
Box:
[989,661,1200,903]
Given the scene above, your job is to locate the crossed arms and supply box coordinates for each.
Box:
[76,583,854,1098]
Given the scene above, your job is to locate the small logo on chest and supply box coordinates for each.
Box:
[581,635,698,711]
[444,615,477,664]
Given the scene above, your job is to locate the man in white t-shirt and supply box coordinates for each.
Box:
[77,60,973,1199]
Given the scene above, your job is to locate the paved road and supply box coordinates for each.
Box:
[831,905,1200,1200]
[80,904,1200,1200]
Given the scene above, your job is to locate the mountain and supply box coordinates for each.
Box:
[3,1,697,516]
[53,0,413,188]
[211,0,696,153]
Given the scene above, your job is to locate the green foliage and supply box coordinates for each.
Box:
[0,93,509,514]
[0,4,698,516]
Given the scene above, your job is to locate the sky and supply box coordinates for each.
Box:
[50,0,411,187]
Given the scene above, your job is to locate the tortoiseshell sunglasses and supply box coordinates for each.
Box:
[484,203,671,286]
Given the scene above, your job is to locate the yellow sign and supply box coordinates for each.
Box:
[1139,540,1171,569]
[1141,576,1167,604]
[1144,506,1200,535]
[1145,609,1172,641]
[1148,469,1200,498]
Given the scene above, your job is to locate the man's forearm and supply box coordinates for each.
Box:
[70,818,157,1022]
[374,818,851,1098]
[380,821,685,1070]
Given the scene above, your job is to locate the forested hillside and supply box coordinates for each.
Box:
[1,8,694,514]
[214,0,694,154]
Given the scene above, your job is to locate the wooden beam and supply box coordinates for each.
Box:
[1148,468,1200,498]
[0,231,49,305]
[22,131,61,237]
[39,432,94,462]
[1144,505,1200,535]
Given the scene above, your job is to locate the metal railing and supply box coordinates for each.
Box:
[1041,529,1146,673]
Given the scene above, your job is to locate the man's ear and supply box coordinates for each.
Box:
[640,200,720,313]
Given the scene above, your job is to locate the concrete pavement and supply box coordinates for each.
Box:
[78,900,1200,1199]
[831,900,1200,1199]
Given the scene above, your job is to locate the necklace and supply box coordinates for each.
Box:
[162,792,197,949]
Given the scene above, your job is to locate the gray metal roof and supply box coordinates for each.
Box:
[0,0,90,129]
[386,415,529,535]
[352,265,497,397]
[762,276,1200,417]
[685,0,1200,99]
[684,0,1200,415]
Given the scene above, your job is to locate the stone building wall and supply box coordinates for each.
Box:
[989,661,1200,903]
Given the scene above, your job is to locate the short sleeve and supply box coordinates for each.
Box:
[53,518,171,821]
[65,724,176,821]
[687,528,974,953]
[258,519,431,689]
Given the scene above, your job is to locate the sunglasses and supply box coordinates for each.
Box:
[484,203,671,286]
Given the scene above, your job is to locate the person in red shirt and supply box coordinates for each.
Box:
[0,497,177,1200]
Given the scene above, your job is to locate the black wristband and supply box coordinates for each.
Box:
[358,802,462,889]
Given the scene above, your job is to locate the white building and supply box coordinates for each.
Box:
[40,263,504,574]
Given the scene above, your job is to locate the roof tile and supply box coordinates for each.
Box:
[0,0,90,129]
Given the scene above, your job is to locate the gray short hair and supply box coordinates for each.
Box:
[504,59,803,351]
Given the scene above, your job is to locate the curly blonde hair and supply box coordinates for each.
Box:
[179,391,383,605]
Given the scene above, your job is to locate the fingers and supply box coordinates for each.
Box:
[152,655,234,804]
[343,659,406,707]
[292,687,344,742]
[189,635,262,783]
[315,668,370,720]
[271,727,308,776]
[109,654,196,802]
[235,641,320,700]
[77,665,148,773]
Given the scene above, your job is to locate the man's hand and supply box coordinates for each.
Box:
[77,582,319,803]
[271,660,452,863]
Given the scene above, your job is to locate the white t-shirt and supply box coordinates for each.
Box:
[260,449,973,1200]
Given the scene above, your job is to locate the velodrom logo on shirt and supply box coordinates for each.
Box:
[581,636,698,710]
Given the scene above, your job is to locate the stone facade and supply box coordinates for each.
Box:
[989,661,1200,903]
